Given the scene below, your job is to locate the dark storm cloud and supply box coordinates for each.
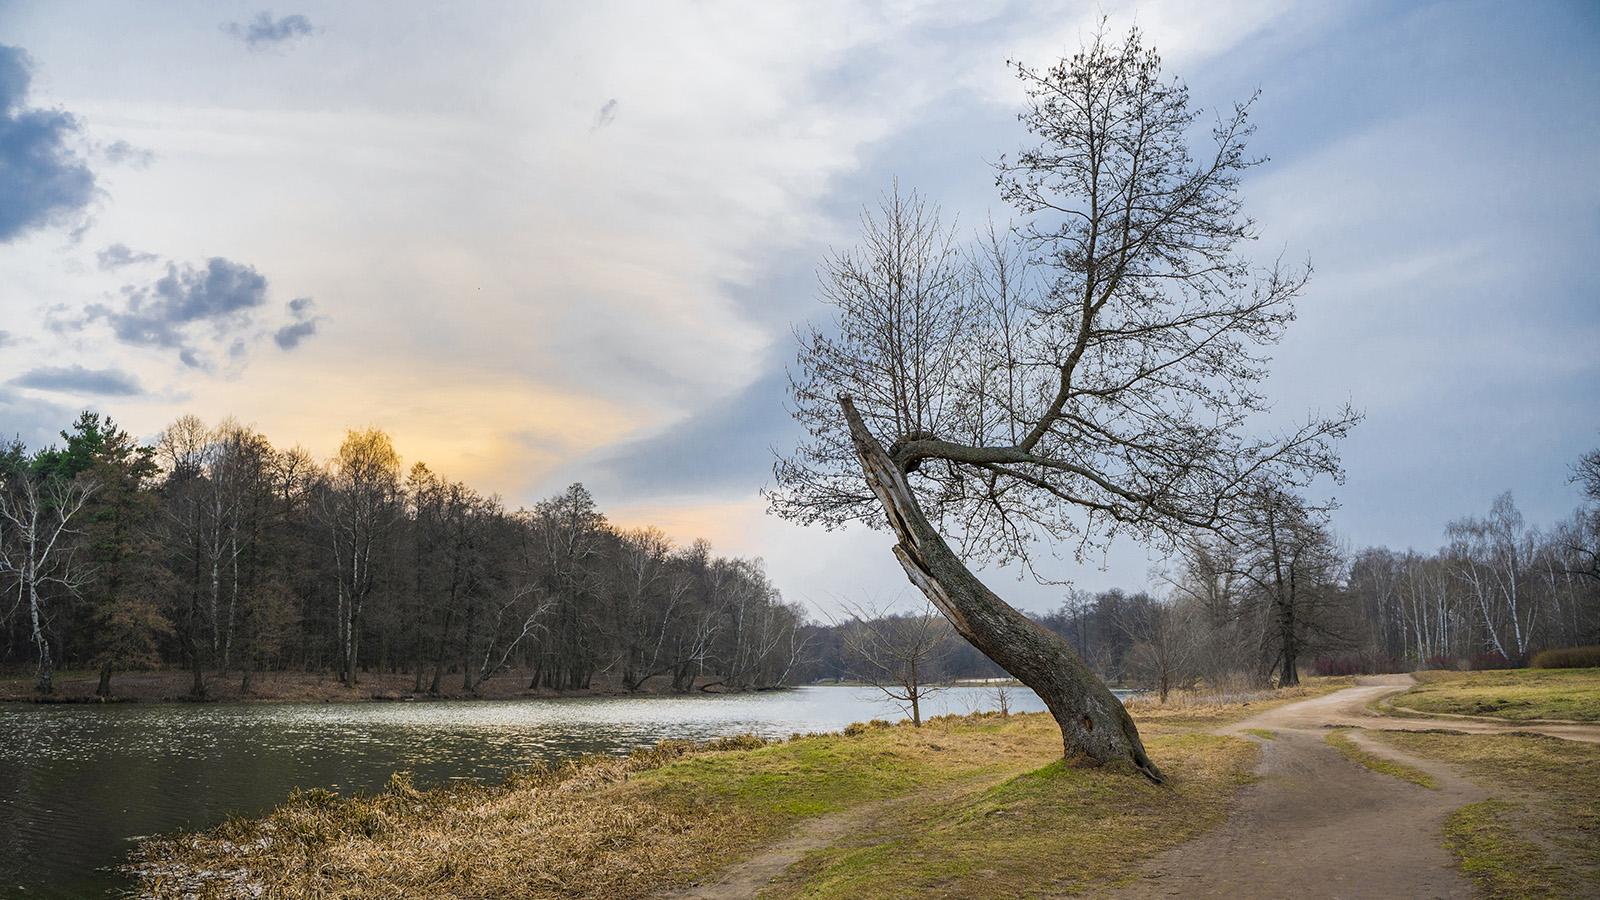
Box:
[273,296,322,350]
[7,364,144,397]
[96,243,158,270]
[0,45,97,243]
[224,12,316,50]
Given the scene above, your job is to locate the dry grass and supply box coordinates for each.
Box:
[1389,669,1600,722]
[125,740,762,899]
[1373,730,1600,899]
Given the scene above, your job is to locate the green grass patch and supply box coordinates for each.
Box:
[1374,730,1600,898]
[1386,668,1600,722]
[1444,800,1574,900]
[763,732,1259,900]
[1323,728,1438,789]
[1242,728,1276,740]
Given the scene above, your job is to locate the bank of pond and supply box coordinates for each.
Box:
[0,684,1051,899]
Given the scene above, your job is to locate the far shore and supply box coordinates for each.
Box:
[0,668,783,705]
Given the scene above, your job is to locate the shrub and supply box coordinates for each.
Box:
[1424,655,1460,671]
[1529,646,1600,669]
[1468,652,1514,671]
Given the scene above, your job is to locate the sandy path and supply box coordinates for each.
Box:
[1078,676,1485,899]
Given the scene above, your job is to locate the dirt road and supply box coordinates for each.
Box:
[1079,676,1488,899]
[667,677,1600,899]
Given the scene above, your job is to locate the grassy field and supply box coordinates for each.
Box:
[1382,668,1600,722]
[1372,730,1600,900]
[123,693,1334,900]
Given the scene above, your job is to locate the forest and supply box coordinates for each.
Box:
[2,410,1598,700]
[0,412,807,697]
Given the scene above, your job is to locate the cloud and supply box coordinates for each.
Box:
[7,364,144,396]
[0,44,97,243]
[101,139,155,168]
[224,12,316,50]
[273,296,323,350]
[0,331,11,347]
[96,243,159,270]
[586,368,796,499]
[87,257,269,368]
[592,99,618,131]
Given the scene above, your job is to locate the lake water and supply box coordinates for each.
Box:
[0,685,1050,899]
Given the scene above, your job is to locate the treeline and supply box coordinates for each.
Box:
[0,413,806,696]
[1023,480,1600,696]
[800,462,1600,698]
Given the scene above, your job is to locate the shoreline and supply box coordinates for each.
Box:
[0,668,775,705]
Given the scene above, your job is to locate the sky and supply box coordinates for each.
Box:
[1,0,1596,619]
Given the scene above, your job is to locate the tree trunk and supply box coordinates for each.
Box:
[841,396,1164,783]
[97,660,113,699]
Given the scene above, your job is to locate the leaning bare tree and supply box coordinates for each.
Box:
[772,27,1357,782]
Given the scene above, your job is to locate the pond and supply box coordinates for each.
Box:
[0,684,1053,899]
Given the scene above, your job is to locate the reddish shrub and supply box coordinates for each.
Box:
[1468,652,1514,670]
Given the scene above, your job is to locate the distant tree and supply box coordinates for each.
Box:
[1225,485,1347,686]
[1448,493,1543,666]
[1570,446,1600,585]
[322,427,402,686]
[839,597,952,726]
[773,27,1356,781]
[0,436,98,693]
[1118,593,1199,702]
[71,415,166,698]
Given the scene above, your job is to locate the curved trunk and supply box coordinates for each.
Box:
[841,396,1164,783]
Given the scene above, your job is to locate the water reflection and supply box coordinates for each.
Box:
[0,686,1046,899]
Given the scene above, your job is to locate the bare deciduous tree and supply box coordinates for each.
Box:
[838,597,952,726]
[0,448,97,693]
[773,26,1357,781]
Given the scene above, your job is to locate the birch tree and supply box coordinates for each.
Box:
[0,441,98,693]
[322,427,401,685]
[773,27,1357,781]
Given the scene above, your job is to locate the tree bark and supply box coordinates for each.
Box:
[841,395,1164,783]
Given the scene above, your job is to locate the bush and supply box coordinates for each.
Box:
[1529,646,1600,669]
[1468,652,1515,670]
[1424,655,1460,671]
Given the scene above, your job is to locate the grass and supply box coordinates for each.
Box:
[1373,730,1600,899]
[765,732,1257,900]
[124,708,1267,900]
[1242,728,1276,740]
[1381,668,1600,722]
[1323,728,1438,789]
